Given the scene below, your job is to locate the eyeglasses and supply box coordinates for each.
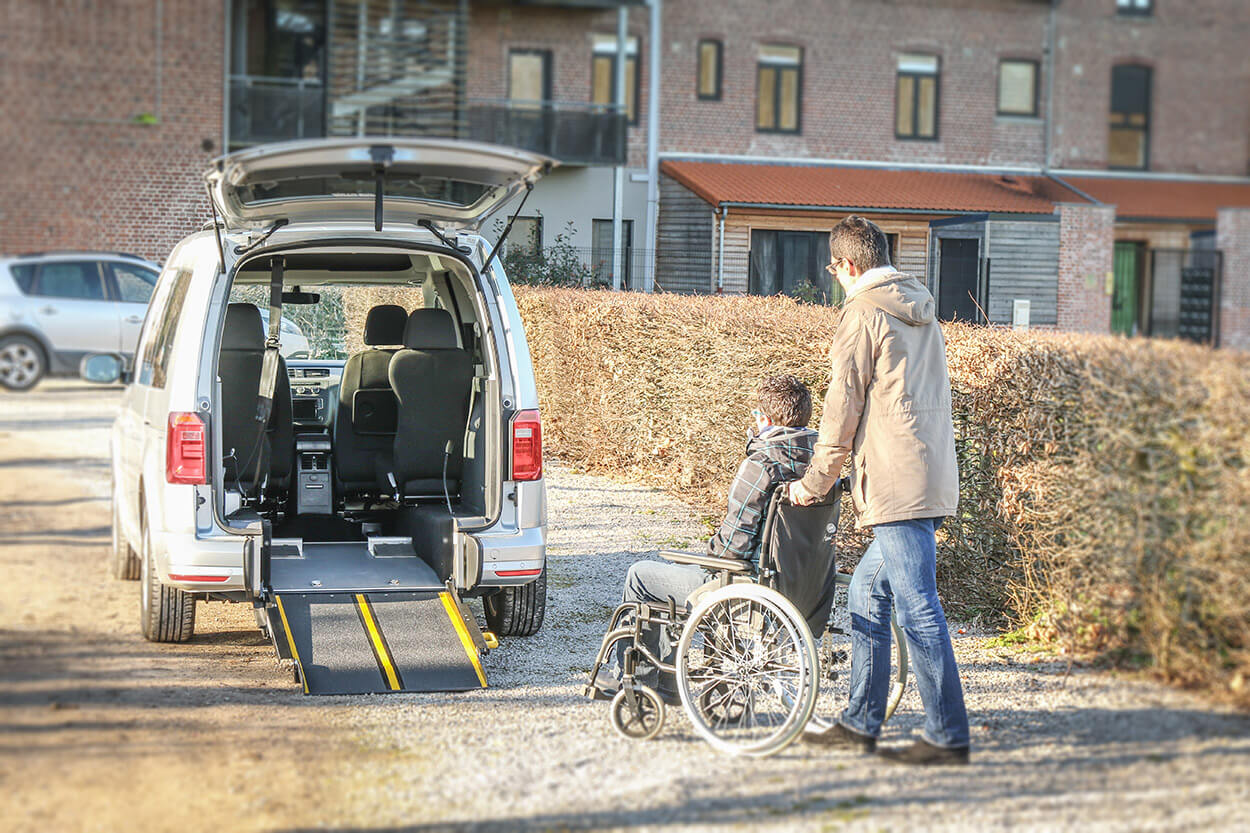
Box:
[826,258,847,275]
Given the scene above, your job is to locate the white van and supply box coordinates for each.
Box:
[85,138,551,694]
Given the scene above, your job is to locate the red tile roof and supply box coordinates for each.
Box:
[660,160,1090,215]
[1057,176,1250,222]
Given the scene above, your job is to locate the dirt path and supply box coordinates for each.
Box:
[2,381,1249,833]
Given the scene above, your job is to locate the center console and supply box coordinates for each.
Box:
[295,434,333,514]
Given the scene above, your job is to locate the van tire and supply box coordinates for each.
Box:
[111,488,140,580]
[139,516,196,643]
[484,571,546,637]
[0,334,46,391]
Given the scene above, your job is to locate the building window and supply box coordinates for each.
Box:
[896,54,939,139]
[591,35,640,125]
[1116,0,1153,15]
[998,59,1039,116]
[509,50,552,107]
[697,39,722,100]
[592,219,635,289]
[756,45,802,133]
[509,217,543,258]
[1109,64,1151,169]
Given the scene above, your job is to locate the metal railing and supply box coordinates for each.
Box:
[229,75,326,147]
[465,99,627,166]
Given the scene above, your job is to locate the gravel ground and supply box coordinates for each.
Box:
[3,382,1249,833]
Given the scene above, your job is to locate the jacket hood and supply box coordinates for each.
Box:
[747,425,818,461]
[848,271,936,326]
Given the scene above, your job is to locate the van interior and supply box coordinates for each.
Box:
[215,248,499,594]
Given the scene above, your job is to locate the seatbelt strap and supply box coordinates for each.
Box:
[249,257,283,497]
[462,373,483,459]
[255,257,284,425]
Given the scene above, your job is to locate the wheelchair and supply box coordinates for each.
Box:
[585,478,909,757]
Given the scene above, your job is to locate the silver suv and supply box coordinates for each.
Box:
[0,252,160,390]
[83,138,551,695]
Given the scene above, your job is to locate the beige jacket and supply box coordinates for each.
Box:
[796,268,959,528]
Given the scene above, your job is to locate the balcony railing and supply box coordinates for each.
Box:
[465,99,627,166]
[229,75,326,148]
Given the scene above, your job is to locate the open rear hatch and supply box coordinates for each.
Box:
[205,137,553,231]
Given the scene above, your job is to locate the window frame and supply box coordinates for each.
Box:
[755,45,803,135]
[591,36,642,126]
[895,54,941,141]
[1115,0,1154,17]
[696,39,723,101]
[997,58,1040,117]
[1109,63,1152,170]
[508,48,554,106]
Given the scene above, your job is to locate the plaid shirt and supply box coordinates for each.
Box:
[706,425,818,562]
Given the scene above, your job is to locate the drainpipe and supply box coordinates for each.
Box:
[643,0,661,292]
[717,205,727,293]
[1043,0,1058,171]
[611,6,627,291]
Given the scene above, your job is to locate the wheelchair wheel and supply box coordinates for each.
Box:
[816,573,909,723]
[675,584,819,757]
[610,685,665,741]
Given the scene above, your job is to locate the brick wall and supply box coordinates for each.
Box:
[1051,0,1250,174]
[1056,202,1115,333]
[0,1,225,263]
[1215,207,1250,350]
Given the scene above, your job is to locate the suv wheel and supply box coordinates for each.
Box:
[139,516,196,642]
[484,571,546,637]
[0,335,46,391]
[111,486,140,580]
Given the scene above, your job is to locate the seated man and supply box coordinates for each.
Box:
[597,374,817,699]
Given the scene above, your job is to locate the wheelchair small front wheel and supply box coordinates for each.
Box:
[610,686,666,741]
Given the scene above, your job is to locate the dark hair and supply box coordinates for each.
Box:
[829,215,890,273]
[757,374,812,428]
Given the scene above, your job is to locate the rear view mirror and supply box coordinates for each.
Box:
[80,353,125,385]
[282,289,320,304]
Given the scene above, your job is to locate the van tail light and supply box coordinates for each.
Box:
[510,409,542,481]
[166,412,207,485]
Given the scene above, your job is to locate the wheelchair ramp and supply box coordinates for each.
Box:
[268,591,488,695]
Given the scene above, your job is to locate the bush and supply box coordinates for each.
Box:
[515,286,1250,706]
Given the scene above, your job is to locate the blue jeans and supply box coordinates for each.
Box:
[612,561,708,692]
[839,518,970,748]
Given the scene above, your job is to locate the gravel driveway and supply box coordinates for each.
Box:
[2,382,1249,832]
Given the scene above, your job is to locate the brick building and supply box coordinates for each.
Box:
[4,0,1250,345]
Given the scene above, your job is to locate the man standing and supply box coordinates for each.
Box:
[789,216,970,765]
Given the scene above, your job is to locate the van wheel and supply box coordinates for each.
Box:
[484,571,546,637]
[111,486,140,580]
[139,517,196,642]
[0,335,46,391]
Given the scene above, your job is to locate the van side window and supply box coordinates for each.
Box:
[136,267,192,388]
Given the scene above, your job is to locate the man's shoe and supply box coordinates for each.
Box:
[586,668,620,701]
[877,739,970,765]
[802,720,877,752]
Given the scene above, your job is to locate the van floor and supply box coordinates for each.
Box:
[273,513,364,542]
[270,542,443,592]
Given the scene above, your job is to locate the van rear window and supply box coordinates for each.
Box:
[235,175,493,211]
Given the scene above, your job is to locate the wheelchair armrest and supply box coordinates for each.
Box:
[659,550,753,573]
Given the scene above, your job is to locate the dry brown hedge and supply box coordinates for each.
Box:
[513,286,1250,706]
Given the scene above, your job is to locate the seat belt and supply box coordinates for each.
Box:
[251,256,284,492]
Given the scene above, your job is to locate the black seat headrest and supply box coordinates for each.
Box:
[223,303,264,351]
[363,304,408,346]
[402,309,459,350]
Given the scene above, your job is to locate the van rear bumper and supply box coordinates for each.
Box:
[474,525,546,587]
[159,531,248,591]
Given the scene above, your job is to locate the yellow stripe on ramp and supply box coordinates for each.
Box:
[275,596,308,695]
[440,592,487,688]
[355,594,402,691]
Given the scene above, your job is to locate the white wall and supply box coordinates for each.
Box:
[488,166,649,253]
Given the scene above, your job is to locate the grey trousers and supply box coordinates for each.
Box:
[614,560,708,691]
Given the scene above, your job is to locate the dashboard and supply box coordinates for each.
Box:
[287,360,344,428]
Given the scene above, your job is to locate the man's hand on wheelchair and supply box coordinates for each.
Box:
[786,478,821,507]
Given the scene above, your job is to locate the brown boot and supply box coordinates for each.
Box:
[878,738,970,765]
[802,720,877,753]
